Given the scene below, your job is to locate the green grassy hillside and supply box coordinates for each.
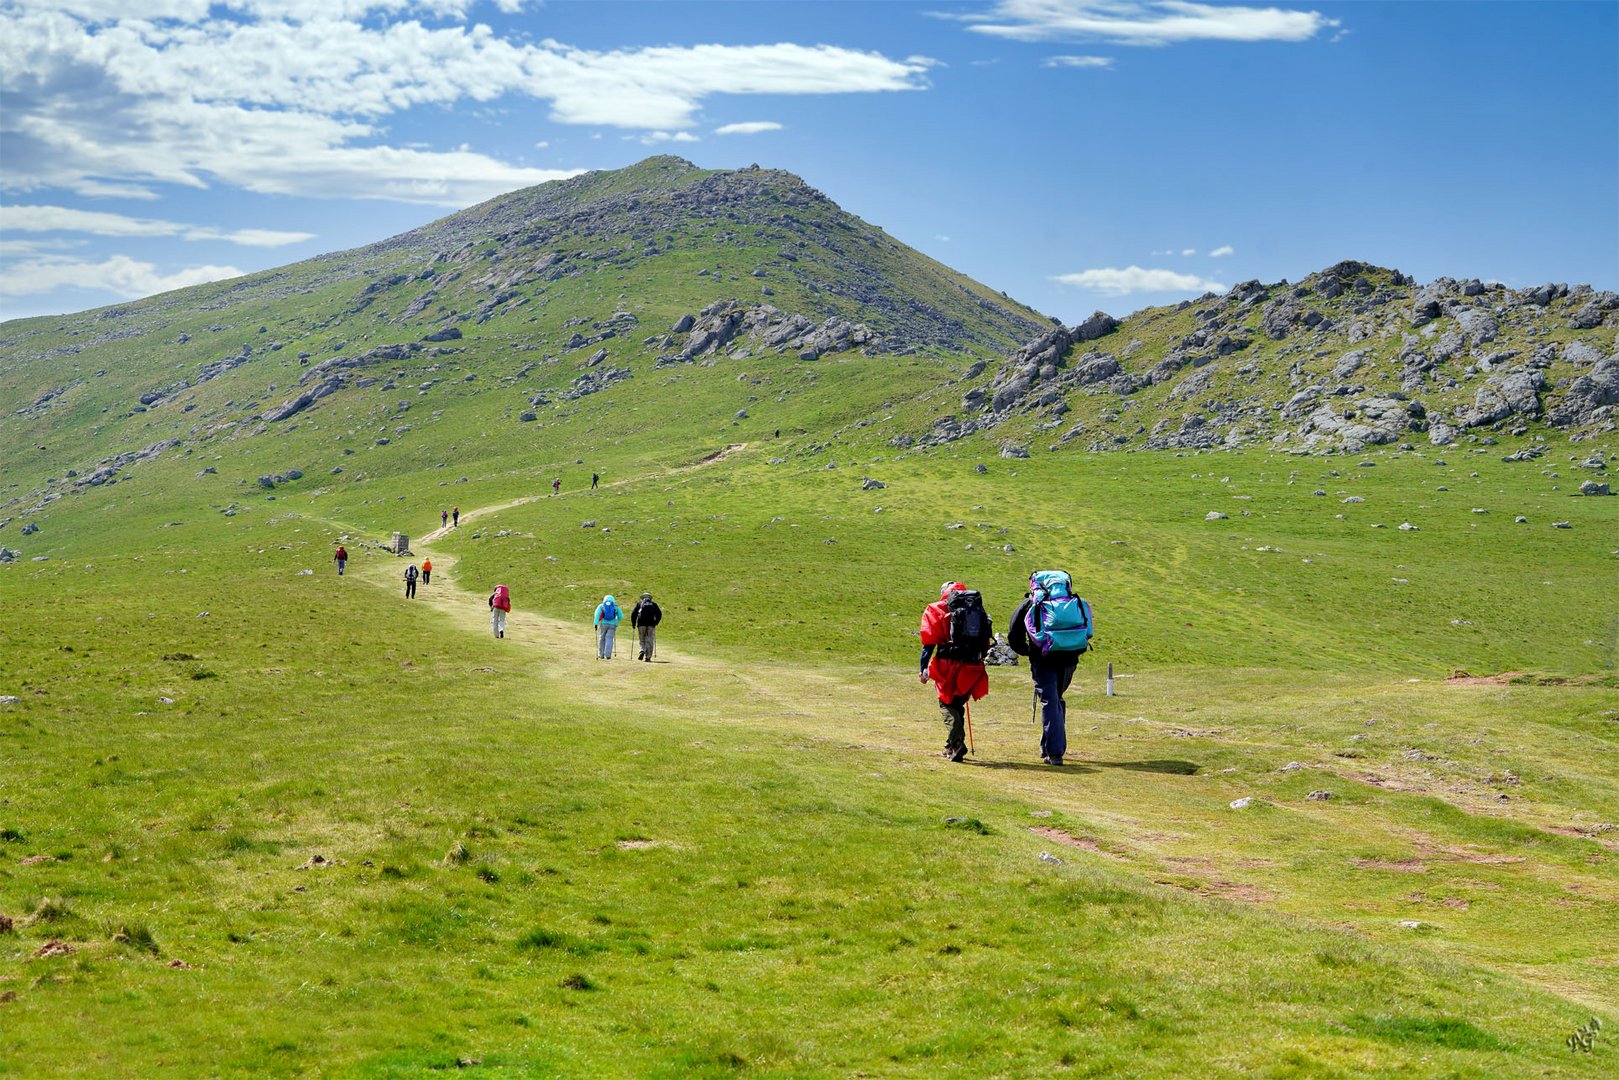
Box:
[2,160,1616,1075]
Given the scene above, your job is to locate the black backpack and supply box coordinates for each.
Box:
[939,589,992,663]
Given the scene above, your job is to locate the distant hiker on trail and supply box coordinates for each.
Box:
[334,545,347,576]
[552,478,561,496]
[403,563,419,599]
[919,581,993,763]
[593,594,622,659]
[591,472,599,490]
[441,510,448,528]
[489,584,511,639]
[420,558,432,586]
[452,507,460,527]
[630,592,662,662]
[1008,570,1094,767]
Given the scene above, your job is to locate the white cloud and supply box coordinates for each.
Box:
[1042,54,1113,68]
[0,7,931,206]
[956,1,1337,46]
[935,234,951,242]
[533,140,549,148]
[1209,244,1234,258]
[1181,247,1196,256]
[633,131,701,146]
[1,204,314,246]
[1054,265,1226,296]
[714,121,784,136]
[0,254,243,298]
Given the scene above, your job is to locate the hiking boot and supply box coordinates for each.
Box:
[950,747,968,763]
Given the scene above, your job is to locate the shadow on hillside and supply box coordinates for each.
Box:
[1074,759,1200,775]
[969,760,1100,775]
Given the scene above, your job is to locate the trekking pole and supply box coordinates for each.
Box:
[965,700,976,757]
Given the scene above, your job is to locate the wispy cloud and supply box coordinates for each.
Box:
[954,1,1337,46]
[633,131,701,146]
[0,254,243,298]
[1181,247,1197,256]
[1209,244,1234,258]
[1054,265,1225,296]
[0,5,932,206]
[1042,54,1113,68]
[2,204,313,246]
[714,121,784,136]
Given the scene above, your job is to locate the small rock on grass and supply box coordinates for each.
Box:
[1552,521,1572,529]
[1306,790,1335,801]
[1038,852,1063,864]
[1229,797,1255,810]
[1206,511,1228,521]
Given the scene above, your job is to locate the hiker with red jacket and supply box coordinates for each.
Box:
[334,545,347,576]
[489,584,511,639]
[918,581,993,763]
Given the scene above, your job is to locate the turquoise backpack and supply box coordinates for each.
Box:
[1025,570,1092,655]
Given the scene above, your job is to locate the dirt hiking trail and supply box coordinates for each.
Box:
[417,443,750,546]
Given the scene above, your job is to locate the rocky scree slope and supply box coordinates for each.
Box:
[919,262,1617,456]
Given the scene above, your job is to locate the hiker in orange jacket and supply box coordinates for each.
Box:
[918,581,992,762]
[420,557,432,585]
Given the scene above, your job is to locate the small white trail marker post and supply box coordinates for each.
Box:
[1106,661,1115,697]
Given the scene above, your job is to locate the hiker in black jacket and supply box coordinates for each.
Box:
[630,592,663,662]
[1007,577,1093,766]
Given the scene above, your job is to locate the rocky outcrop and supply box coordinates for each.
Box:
[659,299,882,365]
[904,264,1617,454]
[260,342,425,424]
[1459,368,1544,428]
[1547,355,1619,427]
[563,367,631,400]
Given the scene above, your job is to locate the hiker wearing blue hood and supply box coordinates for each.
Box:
[593,594,623,659]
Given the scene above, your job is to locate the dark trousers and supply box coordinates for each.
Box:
[940,694,969,754]
[405,579,416,598]
[422,570,430,585]
[1032,661,1076,761]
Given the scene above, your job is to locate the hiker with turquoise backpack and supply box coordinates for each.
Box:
[593,594,623,659]
[1007,570,1095,766]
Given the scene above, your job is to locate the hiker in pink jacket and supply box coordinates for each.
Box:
[488,584,511,639]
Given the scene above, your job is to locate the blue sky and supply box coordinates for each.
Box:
[2,1,1615,326]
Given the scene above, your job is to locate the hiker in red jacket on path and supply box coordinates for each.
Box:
[918,581,992,762]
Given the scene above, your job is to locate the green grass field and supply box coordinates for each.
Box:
[3,438,1615,1076]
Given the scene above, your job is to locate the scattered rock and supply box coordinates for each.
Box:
[32,940,74,959]
[581,520,596,529]
[1398,522,1418,531]
[1205,511,1228,521]
[860,478,886,490]
[1578,480,1610,496]
[1552,521,1572,529]
[973,463,987,474]
[1229,797,1255,810]
[1306,790,1335,801]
